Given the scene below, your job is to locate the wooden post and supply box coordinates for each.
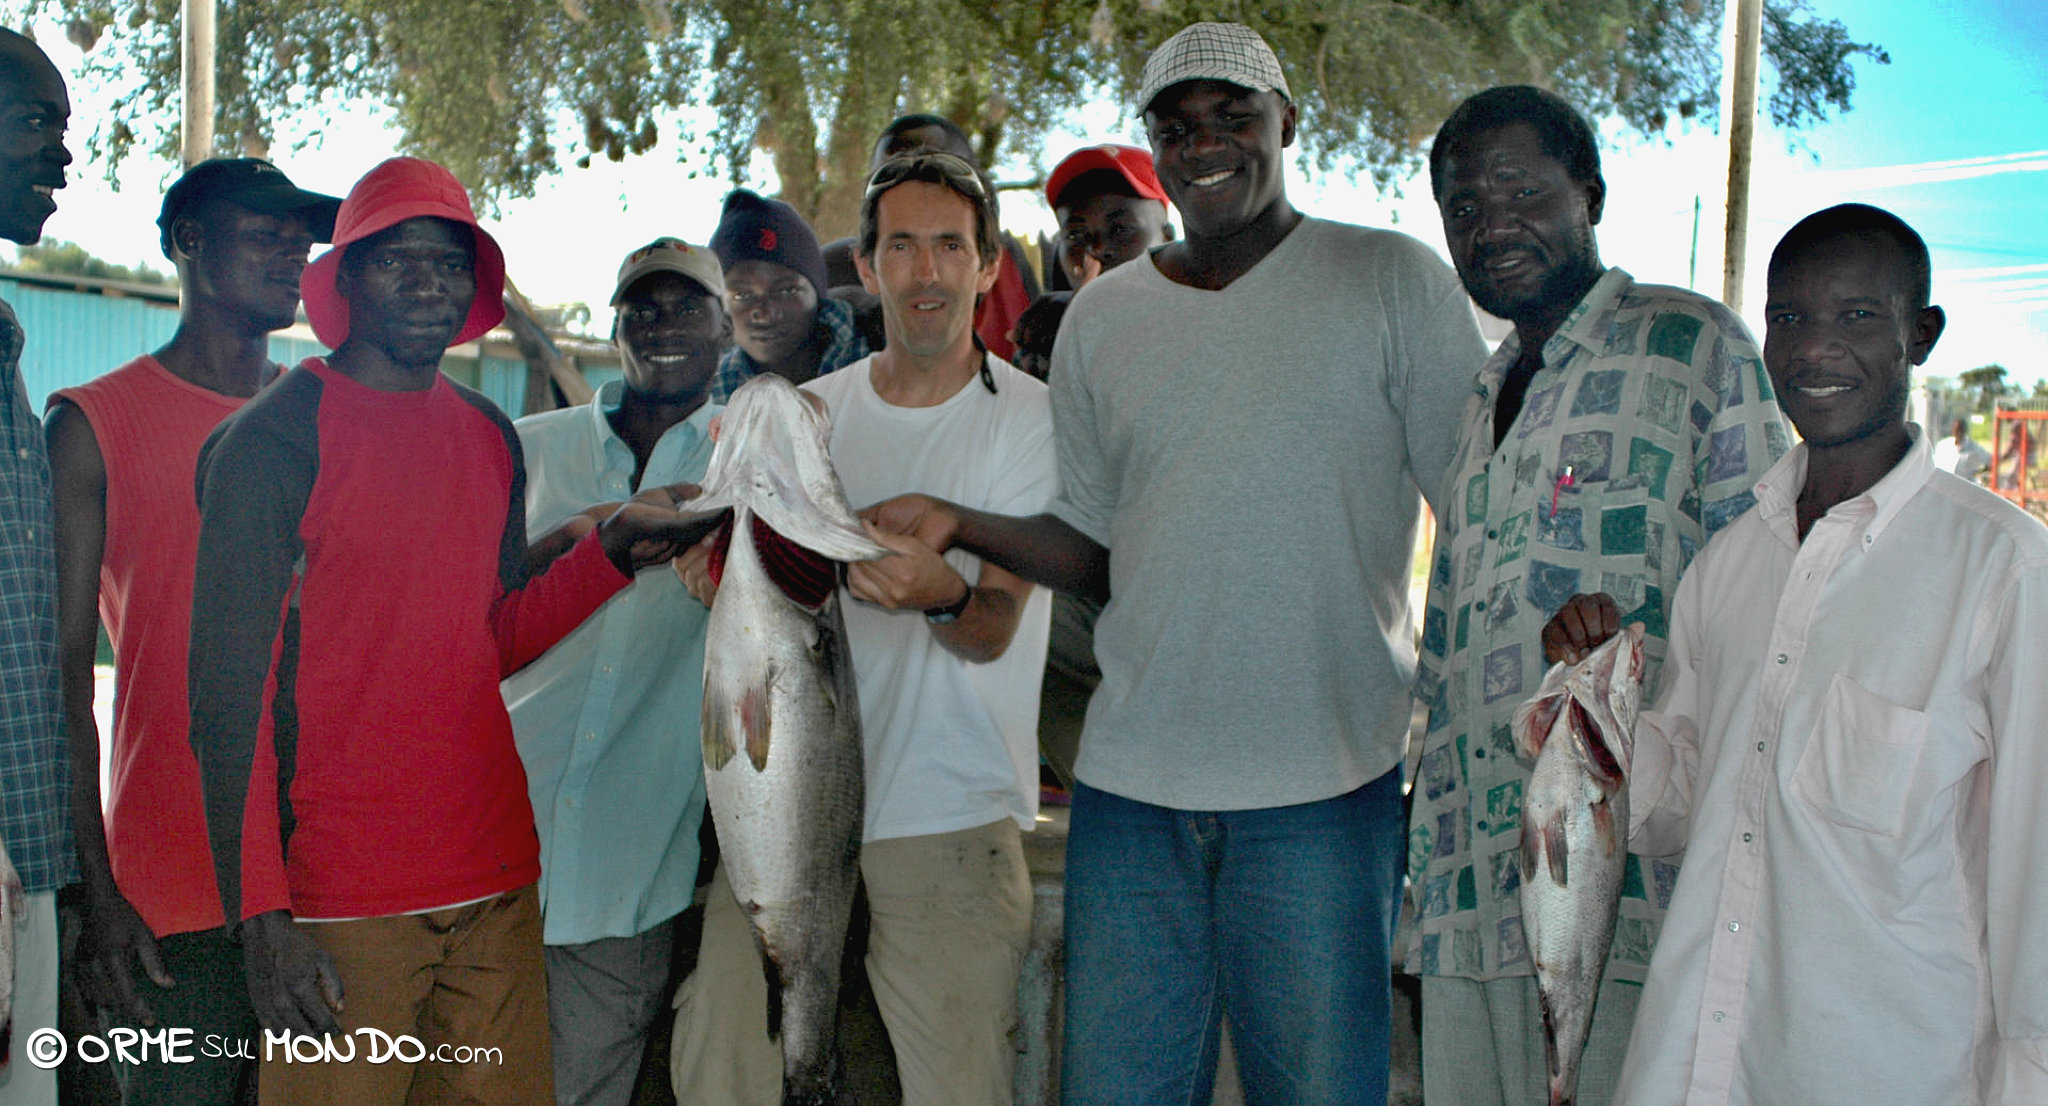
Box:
[180,0,216,167]
[1722,0,1763,312]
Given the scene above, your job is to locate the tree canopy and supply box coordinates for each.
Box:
[7,0,1884,239]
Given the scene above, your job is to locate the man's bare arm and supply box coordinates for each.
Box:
[46,401,175,1024]
[863,495,1109,604]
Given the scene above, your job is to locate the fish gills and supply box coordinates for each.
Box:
[1513,625,1645,1106]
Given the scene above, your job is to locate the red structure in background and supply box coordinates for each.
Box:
[1990,405,2048,520]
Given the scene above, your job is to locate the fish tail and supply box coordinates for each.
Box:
[1540,992,1572,1106]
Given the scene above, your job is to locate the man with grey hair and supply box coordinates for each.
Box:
[0,28,74,1103]
[866,21,1486,1104]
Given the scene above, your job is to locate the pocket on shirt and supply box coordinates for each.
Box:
[1791,673,1931,837]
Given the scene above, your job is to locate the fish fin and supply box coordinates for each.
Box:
[742,671,773,772]
[1543,816,1570,886]
[1513,686,1567,760]
[763,953,784,1044]
[701,687,735,771]
[1539,987,1562,1086]
[1591,795,1620,857]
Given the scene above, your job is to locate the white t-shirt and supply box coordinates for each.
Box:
[804,356,1057,843]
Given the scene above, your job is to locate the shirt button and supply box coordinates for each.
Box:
[583,731,596,741]
[1756,742,1766,752]
[1474,747,1486,759]
[601,664,613,674]
[1728,920,1741,933]
[1775,653,1788,664]
[1486,529,1498,539]
[1712,1011,1725,1023]
[13,448,25,460]
[1476,600,1487,612]
[1476,820,1488,832]
[1742,832,1754,843]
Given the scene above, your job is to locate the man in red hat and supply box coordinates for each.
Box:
[186,157,712,1106]
[49,156,340,1106]
[1045,143,1174,290]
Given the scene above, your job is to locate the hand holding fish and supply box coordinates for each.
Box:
[594,482,721,574]
[845,522,967,612]
[861,494,961,557]
[674,531,720,607]
[74,885,175,1026]
[239,908,344,1039]
[1542,592,1623,665]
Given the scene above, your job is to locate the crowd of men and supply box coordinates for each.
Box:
[0,16,2040,1106]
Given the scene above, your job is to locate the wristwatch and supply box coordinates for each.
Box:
[924,583,972,624]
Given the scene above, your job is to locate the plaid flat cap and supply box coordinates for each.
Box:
[1136,22,1291,116]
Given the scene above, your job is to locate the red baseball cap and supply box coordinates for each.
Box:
[1044,145,1169,211]
[300,157,507,350]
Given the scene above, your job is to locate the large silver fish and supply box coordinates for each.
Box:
[689,374,887,1106]
[1512,623,1646,1106]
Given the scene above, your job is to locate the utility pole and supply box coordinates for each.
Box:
[180,0,215,167]
[1722,0,1763,312]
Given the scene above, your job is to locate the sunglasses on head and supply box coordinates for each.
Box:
[864,152,988,201]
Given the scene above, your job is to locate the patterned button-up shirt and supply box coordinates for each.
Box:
[710,294,869,403]
[1407,268,1789,984]
[0,295,74,893]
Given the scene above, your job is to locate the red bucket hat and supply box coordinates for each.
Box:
[300,157,507,350]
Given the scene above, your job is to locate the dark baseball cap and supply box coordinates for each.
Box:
[157,158,343,258]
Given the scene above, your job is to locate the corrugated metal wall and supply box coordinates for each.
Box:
[0,276,582,418]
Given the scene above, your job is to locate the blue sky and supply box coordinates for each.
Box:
[7,1,2045,385]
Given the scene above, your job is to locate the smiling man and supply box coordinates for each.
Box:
[0,27,73,1103]
[708,189,867,400]
[1546,203,2048,1106]
[187,158,712,1106]
[503,237,729,1106]
[1408,86,1790,1106]
[672,151,1054,1106]
[862,22,1486,1104]
[48,158,339,1106]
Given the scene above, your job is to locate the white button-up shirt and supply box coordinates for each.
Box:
[1615,428,2048,1105]
[502,382,719,945]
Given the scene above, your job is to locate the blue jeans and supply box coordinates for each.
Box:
[1062,769,1404,1106]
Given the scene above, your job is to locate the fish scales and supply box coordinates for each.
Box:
[1513,625,1645,1106]
[693,374,887,1106]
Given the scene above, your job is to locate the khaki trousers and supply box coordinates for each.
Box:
[260,883,553,1106]
[672,818,1034,1106]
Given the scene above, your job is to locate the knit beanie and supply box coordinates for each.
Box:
[708,189,830,295]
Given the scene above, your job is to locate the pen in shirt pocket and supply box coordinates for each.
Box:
[1549,463,1577,517]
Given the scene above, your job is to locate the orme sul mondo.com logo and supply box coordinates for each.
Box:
[25,1026,505,1069]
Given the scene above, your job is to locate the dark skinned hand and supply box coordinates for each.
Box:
[595,482,720,574]
[1541,592,1623,665]
[240,909,344,1040]
[74,886,175,1026]
[860,494,959,557]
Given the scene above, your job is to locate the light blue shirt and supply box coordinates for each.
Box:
[503,380,718,945]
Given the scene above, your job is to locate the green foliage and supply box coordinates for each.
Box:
[1957,363,2011,414]
[6,0,1883,238]
[8,237,173,284]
